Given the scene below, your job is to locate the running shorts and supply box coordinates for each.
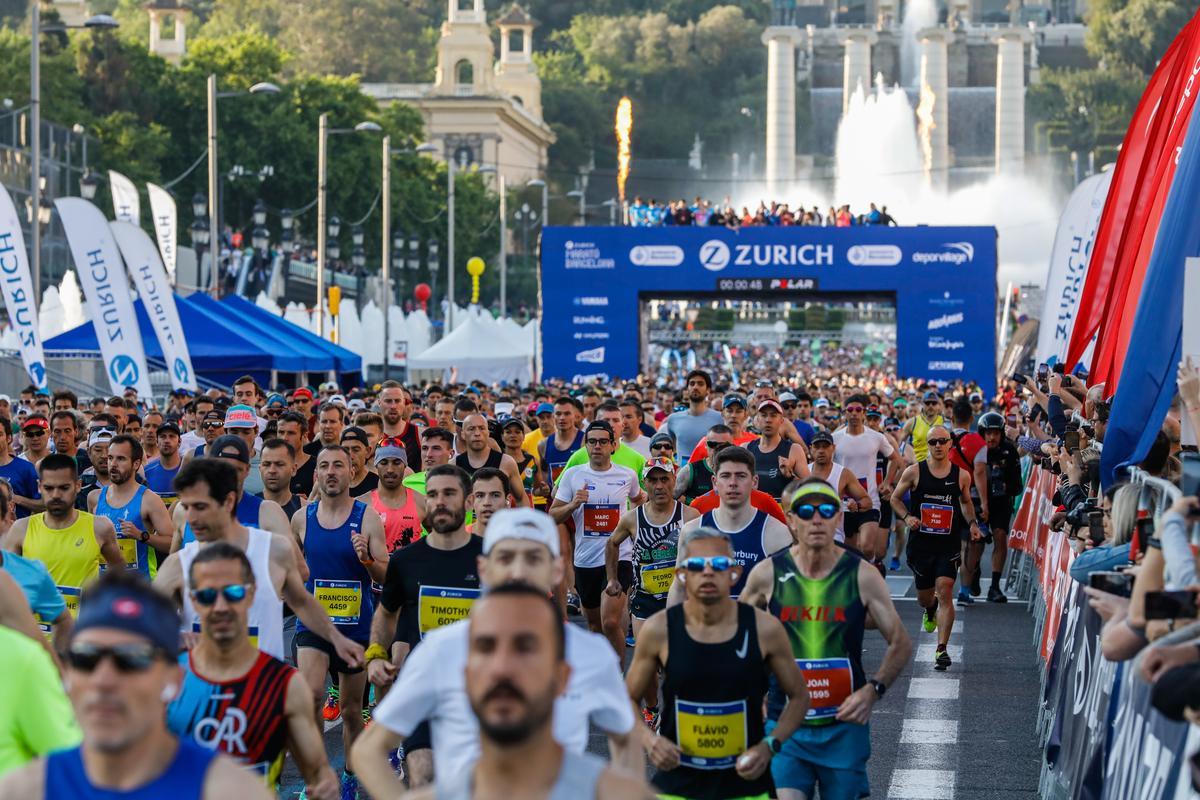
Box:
[295,631,367,675]
[843,509,880,537]
[765,719,871,800]
[574,562,633,610]
[906,543,962,591]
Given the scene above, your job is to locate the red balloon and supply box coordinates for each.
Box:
[414,283,431,302]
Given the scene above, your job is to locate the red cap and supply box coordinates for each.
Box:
[291,388,314,401]
[22,415,49,432]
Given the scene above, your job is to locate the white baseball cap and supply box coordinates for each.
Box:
[482,508,560,557]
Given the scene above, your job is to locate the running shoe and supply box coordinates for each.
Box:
[626,633,636,647]
[340,771,360,800]
[322,686,341,722]
[642,707,660,730]
[889,557,901,571]
[956,588,974,606]
[922,603,937,633]
[934,648,952,671]
[987,585,1008,604]
[389,747,407,783]
[566,592,582,616]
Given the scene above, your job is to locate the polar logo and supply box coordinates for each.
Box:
[630,245,684,267]
[847,244,902,266]
[108,355,140,388]
[575,347,606,364]
[699,240,731,272]
[927,312,964,330]
[173,358,190,384]
[913,242,975,265]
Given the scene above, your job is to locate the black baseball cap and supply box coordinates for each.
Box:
[810,431,835,446]
[157,420,181,436]
[210,434,250,464]
[340,426,370,448]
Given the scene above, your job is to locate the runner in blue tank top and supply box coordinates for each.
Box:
[538,398,585,485]
[88,434,175,579]
[0,570,272,799]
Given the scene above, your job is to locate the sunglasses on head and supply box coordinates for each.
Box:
[927,437,951,446]
[190,584,249,606]
[682,556,734,572]
[791,502,839,520]
[66,641,161,673]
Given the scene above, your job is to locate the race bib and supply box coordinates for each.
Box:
[797,657,855,720]
[582,503,620,538]
[114,535,139,569]
[315,579,362,626]
[919,503,954,535]
[191,622,258,649]
[639,560,676,599]
[59,586,81,618]
[675,699,747,770]
[418,585,481,637]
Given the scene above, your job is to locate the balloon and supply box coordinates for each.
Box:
[414,283,431,312]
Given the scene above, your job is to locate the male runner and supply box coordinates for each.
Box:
[3,453,125,615]
[833,394,905,567]
[366,464,484,787]
[558,402,648,478]
[89,434,174,579]
[626,526,809,800]
[522,402,555,458]
[538,396,584,487]
[355,508,638,797]
[370,443,425,554]
[0,569,271,799]
[19,416,52,465]
[406,585,655,800]
[551,420,645,662]
[890,425,980,669]
[139,410,162,463]
[747,399,809,503]
[155,458,364,666]
[741,478,912,800]
[686,394,759,464]
[257,438,303,520]
[0,419,41,517]
[677,446,792,599]
[619,398,653,457]
[292,444,386,798]
[173,436,291,548]
[946,399,990,605]
[0,480,74,651]
[166,542,338,799]
[341,426,379,498]
[804,431,871,545]
[222,405,264,496]
[378,381,421,465]
[455,414,528,505]
[403,426,455,496]
[77,429,113,511]
[979,411,1021,603]
[185,410,225,461]
[276,411,315,497]
[50,410,84,472]
[664,370,723,457]
[899,390,945,463]
[674,424,724,504]
[471,467,513,535]
[305,403,346,457]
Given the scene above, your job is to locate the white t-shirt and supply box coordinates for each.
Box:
[832,428,894,510]
[623,435,652,459]
[554,463,639,567]
[372,619,635,779]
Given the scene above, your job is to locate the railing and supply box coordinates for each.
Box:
[648,328,893,344]
[285,259,362,292]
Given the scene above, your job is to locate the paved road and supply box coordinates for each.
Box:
[281,550,1044,799]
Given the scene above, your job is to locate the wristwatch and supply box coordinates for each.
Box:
[139,529,150,543]
[762,735,782,755]
[869,679,887,698]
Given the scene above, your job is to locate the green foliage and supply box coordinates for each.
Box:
[1086,0,1200,76]
[1027,65,1145,152]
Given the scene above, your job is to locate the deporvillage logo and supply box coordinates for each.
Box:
[913,242,975,265]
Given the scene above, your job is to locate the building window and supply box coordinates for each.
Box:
[456,59,474,87]
[454,145,475,168]
[509,29,525,52]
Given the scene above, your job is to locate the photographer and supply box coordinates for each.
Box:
[1068,482,1138,585]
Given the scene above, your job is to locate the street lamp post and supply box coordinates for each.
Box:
[498,173,506,318]
[380,135,434,376]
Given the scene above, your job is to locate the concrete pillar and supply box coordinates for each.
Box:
[918,28,950,180]
[762,26,804,194]
[842,30,878,114]
[994,30,1029,174]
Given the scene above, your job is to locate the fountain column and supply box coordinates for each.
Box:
[994,29,1029,174]
[918,27,950,180]
[842,30,878,114]
[762,26,803,194]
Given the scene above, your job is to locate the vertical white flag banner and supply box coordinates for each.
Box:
[0,186,47,389]
[145,183,177,283]
[110,221,196,392]
[108,170,141,225]
[54,198,153,398]
[1035,169,1113,368]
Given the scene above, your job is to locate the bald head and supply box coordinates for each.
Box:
[462,413,491,453]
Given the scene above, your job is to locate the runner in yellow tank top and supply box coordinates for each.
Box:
[901,391,946,462]
[1,454,123,616]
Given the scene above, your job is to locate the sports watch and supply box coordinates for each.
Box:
[762,735,782,754]
[869,678,887,698]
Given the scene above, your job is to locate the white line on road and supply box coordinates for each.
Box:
[887,768,956,799]
[908,678,960,700]
[900,718,959,744]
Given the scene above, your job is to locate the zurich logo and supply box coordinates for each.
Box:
[172,358,190,383]
[699,240,731,272]
[28,361,45,387]
[108,355,140,387]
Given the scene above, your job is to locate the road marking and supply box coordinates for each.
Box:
[900,718,959,744]
[887,768,956,799]
[908,678,960,700]
[917,644,963,663]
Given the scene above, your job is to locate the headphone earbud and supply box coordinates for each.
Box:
[678,574,687,583]
[161,683,178,703]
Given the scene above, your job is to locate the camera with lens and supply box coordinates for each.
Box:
[1064,497,1097,533]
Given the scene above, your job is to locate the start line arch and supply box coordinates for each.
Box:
[539,225,998,395]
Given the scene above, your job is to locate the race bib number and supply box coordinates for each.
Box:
[59,586,81,618]
[919,503,954,535]
[315,579,362,626]
[418,585,481,637]
[797,657,855,720]
[115,535,139,569]
[674,699,747,770]
[638,560,676,599]
[582,503,620,538]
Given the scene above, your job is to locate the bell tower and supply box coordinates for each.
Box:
[494,4,542,118]
[433,0,495,96]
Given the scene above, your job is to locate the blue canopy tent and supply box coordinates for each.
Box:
[220,295,362,380]
[181,295,326,374]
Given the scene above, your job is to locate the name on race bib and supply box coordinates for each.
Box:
[797,657,855,720]
[315,580,362,626]
[418,585,481,637]
[639,560,676,599]
[675,699,747,770]
[59,586,81,618]
[582,504,621,538]
[919,503,954,535]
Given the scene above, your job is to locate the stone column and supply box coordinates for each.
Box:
[842,30,878,114]
[994,30,1029,174]
[762,26,803,194]
[918,27,950,180]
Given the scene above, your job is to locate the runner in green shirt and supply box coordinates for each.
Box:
[0,624,81,775]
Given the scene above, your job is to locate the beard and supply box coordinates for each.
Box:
[471,679,556,746]
[429,506,466,534]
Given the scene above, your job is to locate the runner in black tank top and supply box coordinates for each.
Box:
[681,458,714,503]
[453,448,502,478]
[746,438,790,501]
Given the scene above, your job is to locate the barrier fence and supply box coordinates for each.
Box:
[1005,465,1198,800]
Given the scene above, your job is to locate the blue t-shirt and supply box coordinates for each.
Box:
[0,550,66,624]
[791,418,815,446]
[0,456,40,518]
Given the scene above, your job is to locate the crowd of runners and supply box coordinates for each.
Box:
[0,364,1165,799]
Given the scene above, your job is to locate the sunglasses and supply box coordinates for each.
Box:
[682,556,734,572]
[791,502,839,520]
[781,403,797,410]
[22,428,46,435]
[706,441,731,451]
[202,422,224,430]
[650,443,673,451]
[845,405,864,413]
[190,584,249,606]
[66,641,161,673]
[927,437,951,446]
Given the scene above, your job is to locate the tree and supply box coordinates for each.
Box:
[1086,0,1200,76]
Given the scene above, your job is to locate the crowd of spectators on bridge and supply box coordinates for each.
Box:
[627,197,897,228]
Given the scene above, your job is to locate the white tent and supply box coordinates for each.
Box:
[360,301,386,366]
[408,314,532,384]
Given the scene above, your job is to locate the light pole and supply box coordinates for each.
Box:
[31,9,118,301]
[446,159,495,330]
[206,76,280,295]
[316,114,380,338]
[380,135,434,376]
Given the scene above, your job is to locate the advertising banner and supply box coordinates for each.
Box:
[540,226,997,392]
[0,185,47,389]
[54,198,153,397]
[110,221,196,392]
[146,183,177,283]
[108,170,141,225]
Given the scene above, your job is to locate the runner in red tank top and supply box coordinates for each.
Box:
[370,444,426,553]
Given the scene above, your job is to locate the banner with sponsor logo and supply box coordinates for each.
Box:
[54,198,153,398]
[145,183,177,283]
[1036,170,1113,368]
[0,185,47,389]
[108,170,141,225]
[1008,464,1057,556]
[110,221,196,392]
[541,226,997,391]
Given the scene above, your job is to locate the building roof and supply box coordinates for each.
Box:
[496,3,536,27]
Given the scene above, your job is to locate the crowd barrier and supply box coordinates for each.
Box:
[1005,465,1198,800]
